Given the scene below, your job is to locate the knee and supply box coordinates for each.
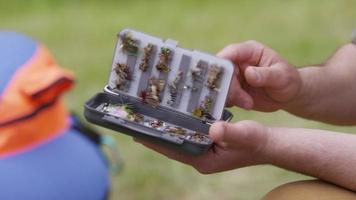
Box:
[262,180,356,200]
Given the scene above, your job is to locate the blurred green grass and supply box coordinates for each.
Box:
[1,0,355,199]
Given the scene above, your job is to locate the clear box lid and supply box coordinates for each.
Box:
[105,28,234,121]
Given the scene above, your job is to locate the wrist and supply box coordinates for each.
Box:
[284,66,328,117]
[259,126,293,166]
[250,126,277,166]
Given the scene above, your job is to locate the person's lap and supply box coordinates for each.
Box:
[263,180,356,200]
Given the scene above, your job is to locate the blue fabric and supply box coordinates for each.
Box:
[0,31,37,95]
[0,129,110,200]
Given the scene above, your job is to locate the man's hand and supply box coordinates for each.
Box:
[134,42,356,191]
[217,40,302,112]
[219,41,356,124]
[135,120,269,173]
[135,121,356,191]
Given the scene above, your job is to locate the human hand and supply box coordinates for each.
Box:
[135,120,269,173]
[218,41,301,112]
[136,120,356,191]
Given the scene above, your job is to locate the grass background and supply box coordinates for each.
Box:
[1,0,355,199]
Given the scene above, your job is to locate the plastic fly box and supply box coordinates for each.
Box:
[84,29,234,155]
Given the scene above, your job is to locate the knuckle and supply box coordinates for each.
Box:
[192,161,215,174]
[217,43,240,58]
[237,120,261,133]
[236,120,265,138]
[244,40,263,48]
[224,43,240,51]
[272,64,296,87]
[236,120,268,151]
[280,67,297,86]
[195,166,213,174]
[278,73,291,87]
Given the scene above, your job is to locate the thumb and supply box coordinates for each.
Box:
[245,64,289,89]
[209,121,267,150]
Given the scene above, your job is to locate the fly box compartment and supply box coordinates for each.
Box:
[84,29,234,155]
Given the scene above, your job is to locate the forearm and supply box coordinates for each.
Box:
[263,127,356,191]
[286,44,356,125]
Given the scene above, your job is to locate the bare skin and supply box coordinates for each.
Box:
[219,41,356,124]
[135,41,356,191]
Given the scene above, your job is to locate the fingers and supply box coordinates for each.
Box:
[134,138,201,165]
[227,75,254,109]
[244,64,290,89]
[209,120,267,150]
[217,41,289,108]
[134,138,225,173]
[217,40,265,69]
